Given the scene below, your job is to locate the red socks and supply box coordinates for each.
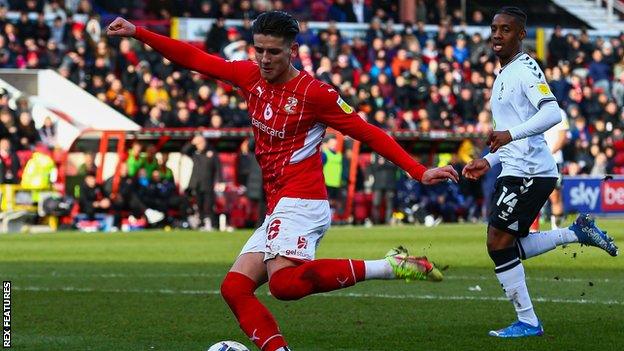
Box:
[221,272,287,351]
[220,260,366,350]
[268,259,366,300]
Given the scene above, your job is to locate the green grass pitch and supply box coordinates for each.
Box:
[1,220,622,350]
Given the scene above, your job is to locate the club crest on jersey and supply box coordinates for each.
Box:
[284,96,298,114]
[297,236,308,249]
[336,96,353,114]
[263,103,273,120]
[267,219,281,240]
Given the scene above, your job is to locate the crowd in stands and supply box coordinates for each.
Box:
[1,0,624,228]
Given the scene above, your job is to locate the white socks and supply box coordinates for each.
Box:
[364,259,394,279]
[517,228,578,259]
[496,262,539,326]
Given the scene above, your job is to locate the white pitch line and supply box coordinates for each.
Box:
[14,286,220,295]
[12,286,623,306]
[3,273,620,284]
[14,273,201,280]
[444,275,616,283]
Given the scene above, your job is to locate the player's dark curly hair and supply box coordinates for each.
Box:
[251,11,300,43]
[496,6,527,28]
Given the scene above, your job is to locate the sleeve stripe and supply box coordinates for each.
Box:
[537,97,557,109]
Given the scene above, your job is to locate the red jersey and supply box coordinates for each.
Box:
[134,28,427,213]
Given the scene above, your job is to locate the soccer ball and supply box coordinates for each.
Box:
[207,340,250,351]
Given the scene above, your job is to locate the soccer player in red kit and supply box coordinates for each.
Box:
[108,12,459,350]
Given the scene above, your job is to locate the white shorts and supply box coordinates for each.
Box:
[239,197,331,261]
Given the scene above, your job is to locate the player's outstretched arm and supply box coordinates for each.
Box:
[313,88,458,183]
[107,17,136,37]
[106,17,239,85]
[421,165,460,185]
[462,158,491,180]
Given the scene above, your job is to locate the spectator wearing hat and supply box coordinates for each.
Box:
[67,20,88,52]
[223,27,248,61]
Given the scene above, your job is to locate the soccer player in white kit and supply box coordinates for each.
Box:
[463,7,618,338]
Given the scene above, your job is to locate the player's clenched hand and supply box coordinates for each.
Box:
[421,165,459,185]
[106,17,136,37]
[462,158,491,180]
[487,130,512,153]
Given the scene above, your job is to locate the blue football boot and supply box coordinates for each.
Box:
[569,214,618,257]
[488,321,544,338]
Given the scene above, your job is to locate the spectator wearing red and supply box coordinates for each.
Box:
[118,37,139,66]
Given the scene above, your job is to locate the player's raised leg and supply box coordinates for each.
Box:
[568,214,618,256]
[516,213,618,259]
[265,198,441,301]
[266,248,442,301]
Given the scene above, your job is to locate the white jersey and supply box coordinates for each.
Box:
[543,109,570,164]
[490,52,558,178]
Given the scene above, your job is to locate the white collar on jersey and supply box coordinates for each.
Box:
[499,51,526,73]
